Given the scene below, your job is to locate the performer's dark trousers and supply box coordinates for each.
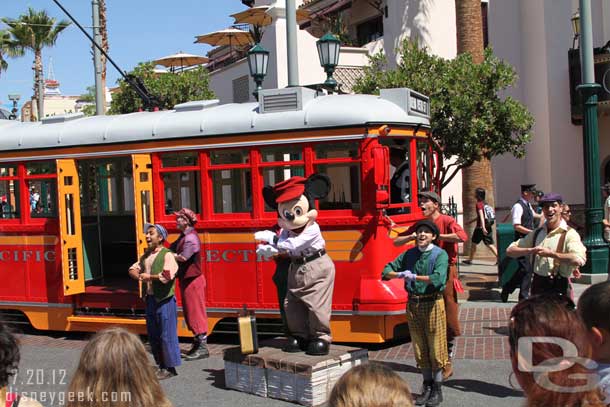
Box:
[272,257,291,334]
[531,273,569,297]
[146,296,181,369]
[443,264,461,340]
[502,256,532,301]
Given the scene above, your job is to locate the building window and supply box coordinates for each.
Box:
[233,75,250,103]
[357,15,383,46]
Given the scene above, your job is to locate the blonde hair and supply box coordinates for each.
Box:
[328,363,413,407]
[67,327,172,407]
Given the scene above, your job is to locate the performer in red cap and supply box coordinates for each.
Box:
[254,174,335,356]
[170,208,209,360]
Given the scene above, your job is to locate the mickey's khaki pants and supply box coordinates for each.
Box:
[284,254,335,342]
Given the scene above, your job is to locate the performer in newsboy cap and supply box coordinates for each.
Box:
[383,219,449,406]
[507,193,586,298]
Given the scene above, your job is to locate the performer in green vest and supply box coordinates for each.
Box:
[383,220,449,406]
[129,223,181,380]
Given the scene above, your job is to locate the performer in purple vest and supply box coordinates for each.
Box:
[170,208,209,360]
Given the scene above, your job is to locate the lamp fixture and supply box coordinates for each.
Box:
[247,43,270,100]
[316,33,341,89]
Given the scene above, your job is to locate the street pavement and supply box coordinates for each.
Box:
[8,260,597,406]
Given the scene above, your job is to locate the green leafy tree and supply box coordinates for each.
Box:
[0,29,24,77]
[2,8,70,120]
[109,63,215,114]
[353,40,534,188]
[79,85,96,116]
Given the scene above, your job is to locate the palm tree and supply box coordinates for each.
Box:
[2,8,70,120]
[454,0,494,255]
[0,29,24,78]
[99,0,108,112]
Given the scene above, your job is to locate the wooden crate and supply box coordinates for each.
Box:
[223,345,368,406]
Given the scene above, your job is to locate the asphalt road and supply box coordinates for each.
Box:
[9,336,524,407]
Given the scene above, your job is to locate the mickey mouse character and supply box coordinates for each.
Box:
[254,174,336,356]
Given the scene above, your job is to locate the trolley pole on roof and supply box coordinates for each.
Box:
[92,0,105,115]
[285,0,299,86]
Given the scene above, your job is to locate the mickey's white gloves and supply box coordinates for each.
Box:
[256,244,279,259]
[254,230,277,244]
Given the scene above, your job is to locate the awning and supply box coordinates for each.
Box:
[299,0,352,29]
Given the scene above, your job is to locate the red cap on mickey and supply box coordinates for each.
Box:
[273,176,307,203]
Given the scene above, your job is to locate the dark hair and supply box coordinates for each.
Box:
[508,294,604,407]
[475,188,485,200]
[578,281,610,332]
[0,322,20,387]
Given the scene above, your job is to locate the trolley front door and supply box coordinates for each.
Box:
[132,154,154,258]
[56,159,85,296]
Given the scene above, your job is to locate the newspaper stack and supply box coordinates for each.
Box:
[223,345,368,407]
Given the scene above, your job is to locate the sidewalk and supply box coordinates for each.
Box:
[456,258,593,304]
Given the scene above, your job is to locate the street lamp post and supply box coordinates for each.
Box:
[8,94,20,120]
[316,33,341,90]
[247,43,269,101]
[575,0,608,278]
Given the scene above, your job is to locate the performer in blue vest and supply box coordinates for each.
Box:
[500,184,541,302]
[129,223,181,380]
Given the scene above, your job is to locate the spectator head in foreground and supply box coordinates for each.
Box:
[508,294,605,407]
[0,322,42,407]
[67,327,172,407]
[578,281,610,403]
[328,362,413,407]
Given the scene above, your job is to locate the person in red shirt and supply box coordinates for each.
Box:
[463,188,498,265]
[393,190,467,380]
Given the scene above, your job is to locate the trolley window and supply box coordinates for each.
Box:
[78,160,132,216]
[416,140,433,193]
[159,152,201,214]
[209,149,250,214]
[260,146,305,212]
[0,164,19,219]
[313,142,361,211]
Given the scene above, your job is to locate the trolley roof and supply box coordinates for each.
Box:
[0,87,430,153]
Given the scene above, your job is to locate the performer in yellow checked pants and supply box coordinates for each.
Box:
[383,220,449,407]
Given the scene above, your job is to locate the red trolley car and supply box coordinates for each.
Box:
[0,86,436,342]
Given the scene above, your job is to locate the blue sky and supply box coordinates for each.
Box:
[0,1,245,110]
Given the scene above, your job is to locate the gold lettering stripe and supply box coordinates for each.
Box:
[0,236,58,246]
[168,231,363,244]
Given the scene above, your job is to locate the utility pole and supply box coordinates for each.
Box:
[578,0,607,279]
[285,0,299,86]
[92,0,105,115]
[37,71,44,119]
